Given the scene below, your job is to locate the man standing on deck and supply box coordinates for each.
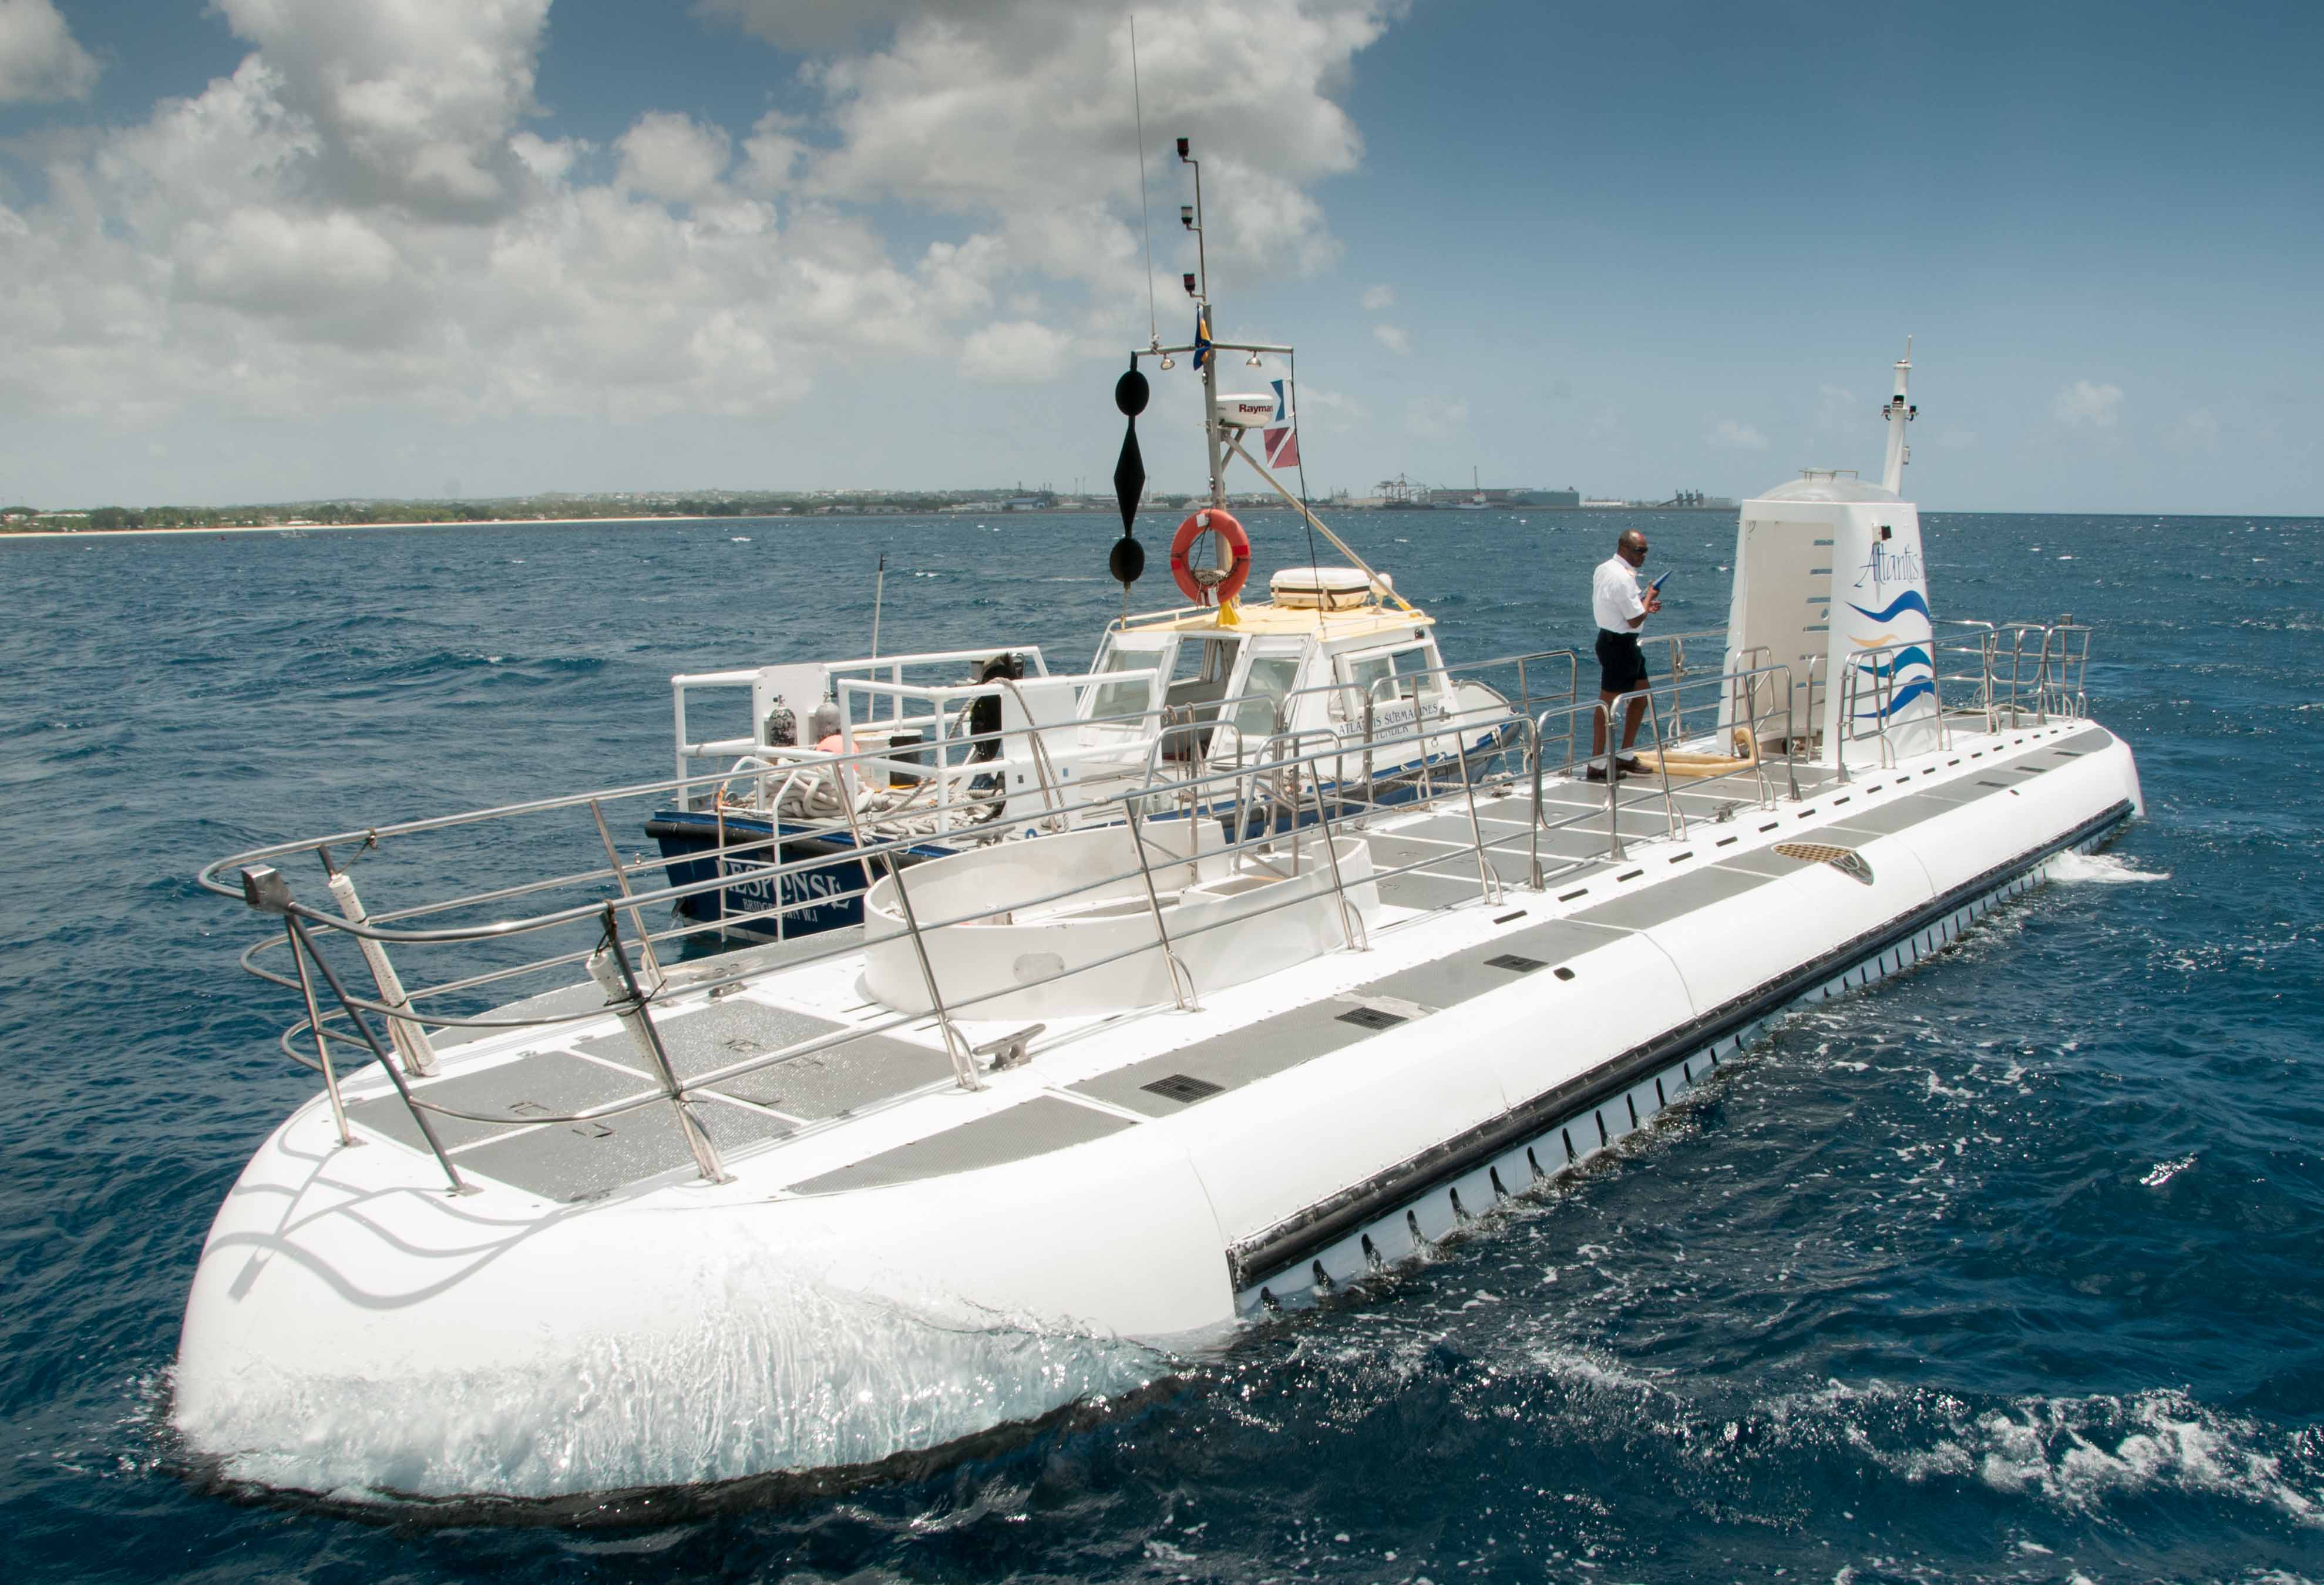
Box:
[1588,527,1661,780]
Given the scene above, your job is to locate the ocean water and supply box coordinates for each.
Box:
[2,509,2319,1582]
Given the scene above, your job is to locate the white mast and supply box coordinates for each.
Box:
[1179,139,1225,509]
[1880,336,1915,496]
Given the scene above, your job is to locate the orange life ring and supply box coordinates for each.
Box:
[1169,508,1251,605]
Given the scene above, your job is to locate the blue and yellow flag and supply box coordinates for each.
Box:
[1193,305,1212,369]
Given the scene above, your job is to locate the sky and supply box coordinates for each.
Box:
[1,0,2317,514]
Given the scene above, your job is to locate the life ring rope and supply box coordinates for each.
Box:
[1169,508,1252,606]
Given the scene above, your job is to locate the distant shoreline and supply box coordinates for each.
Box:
[0,515,728,541]
[2,503,1750,543]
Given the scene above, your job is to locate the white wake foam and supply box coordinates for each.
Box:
[2143,1153,2197,1187]
[2047,851,2170,885]
[176,1270,1169,1502]
[1780,1381,2319,1526]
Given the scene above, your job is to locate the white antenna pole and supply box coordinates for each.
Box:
[1881,335,1915,496]
[1180,140,1225,509]
[1129,16,1157,348]
[870,552,885,658]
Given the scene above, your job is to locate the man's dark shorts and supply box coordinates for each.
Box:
[1595,629,1650,695]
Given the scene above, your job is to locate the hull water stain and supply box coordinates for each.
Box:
[4,510,2320,1581]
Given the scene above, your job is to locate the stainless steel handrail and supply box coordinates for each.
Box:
[212,626,2060,1193]
[251,710,1553,1157]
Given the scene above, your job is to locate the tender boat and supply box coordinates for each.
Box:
[644,568,1523,939]
[173,161,2139,1500]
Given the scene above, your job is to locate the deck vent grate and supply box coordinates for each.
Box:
[1775,841,1874,885]
[1141,1073,1225,1104]
[1484,954,1546,974]
[1337,1007,1408,1031]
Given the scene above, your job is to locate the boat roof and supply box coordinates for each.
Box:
[1126,599,1434,640]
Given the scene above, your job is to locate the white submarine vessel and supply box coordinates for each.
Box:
[173,154,2139,1500]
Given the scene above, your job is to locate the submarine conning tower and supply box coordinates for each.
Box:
[1720,469,1939,770]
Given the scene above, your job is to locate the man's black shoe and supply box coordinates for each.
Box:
[1616,756,1650,778]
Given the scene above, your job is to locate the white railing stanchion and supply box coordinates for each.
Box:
[285,918,355,1149]
[1124,802,1199,1011]
[588,906,732,1184]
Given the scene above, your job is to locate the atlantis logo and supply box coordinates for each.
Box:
[1853,537,1925,594]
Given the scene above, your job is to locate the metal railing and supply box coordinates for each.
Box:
[198,624,2089,1199]
[209,701,1552,1191]
[672,645,1058,792]
[1831,618,2097,773]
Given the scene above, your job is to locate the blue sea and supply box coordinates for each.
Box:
[2,509,2319,1582]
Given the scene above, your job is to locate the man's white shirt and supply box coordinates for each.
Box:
[1593,554,1645,634]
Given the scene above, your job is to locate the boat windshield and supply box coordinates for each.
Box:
[1088,641,1168,722]
[1344,651,1396,705]
[1227,655,1303,741]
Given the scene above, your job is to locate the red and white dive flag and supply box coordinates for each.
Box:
[1263,379,1300,469]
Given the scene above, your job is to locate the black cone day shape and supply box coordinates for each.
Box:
[1113,425,1146,543]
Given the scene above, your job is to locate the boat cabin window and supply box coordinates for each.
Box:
[1165,635,1242,712]
[1087,640,1167,722]
[1332,642,1442,719]
[1226,654,1304,743]
[1342,651,1396,707]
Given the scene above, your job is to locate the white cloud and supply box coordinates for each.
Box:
[960,319,1076,384]
[0,0,97,103]
[0,0,1401,462]
[616,112,732,203]
[738,109,809,193]
[1360,283,1394,311]
[1372,323,1410,355]
[2168,407,2220,453]
[1708,418,1768,451]
[2052,379,2124,429]
[787,1,1390,280]
[211,0,551,217]
[1934,429,1978,451]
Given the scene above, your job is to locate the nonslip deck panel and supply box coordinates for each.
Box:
[346,1050,662,1154]
[1379,840,1569,891]
[1356,918,1630,1009]
[1570,862,1770,930]
[573,997,954,1118]
[456,1093,794,1203]
[1364,832,1477,874]
[1376,871,1484,910]
[574,997,847,1081]
[789,1095,1134,1194]
[1712,844,1822,878]
[1817,788,1983,837]
[707,1033,958,1116]
[1527,825,1637,861]
[1073,996,1397,1118]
